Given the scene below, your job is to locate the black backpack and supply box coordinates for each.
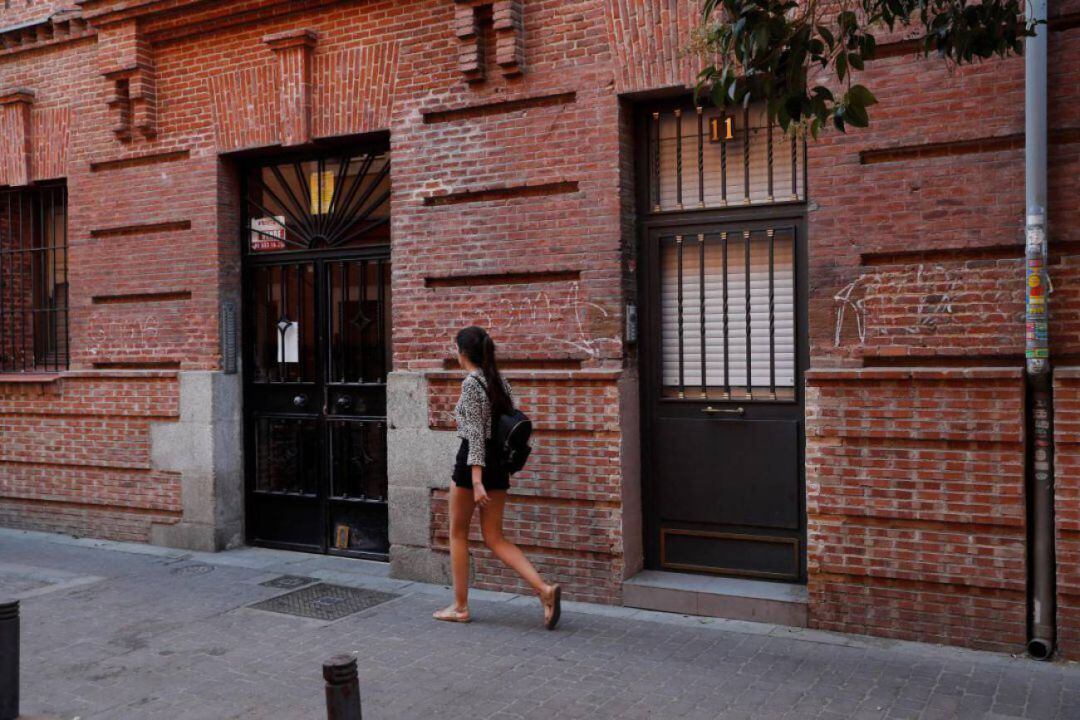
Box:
[475,376,533,474]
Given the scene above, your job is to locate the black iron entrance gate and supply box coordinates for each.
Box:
[242,144,391,559]
[639,104,808,581]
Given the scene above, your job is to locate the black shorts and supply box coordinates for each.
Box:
[452,439,510,490]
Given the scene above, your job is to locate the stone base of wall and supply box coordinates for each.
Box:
[386,371,457,586]
[805,367,1029,653]
[149,371,244,552]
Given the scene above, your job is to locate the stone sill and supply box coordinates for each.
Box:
[0,373,61,385]
[425,369,623,382]
[805,367,1024,382]
[60,369,180,379]
[0,369,178,385]
[1053,366,1080,380]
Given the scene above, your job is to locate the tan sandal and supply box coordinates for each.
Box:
[433,605,471,623]
[542,584,562,630]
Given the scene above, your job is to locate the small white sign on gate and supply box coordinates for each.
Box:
[250,216,287,251]
[277,321,299,363]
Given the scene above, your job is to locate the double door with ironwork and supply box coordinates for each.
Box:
[242,146,392,558]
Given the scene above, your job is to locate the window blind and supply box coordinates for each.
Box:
[653,105,805,213]
[660,229,796,400]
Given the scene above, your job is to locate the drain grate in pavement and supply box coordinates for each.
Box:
[170,563,214,576]
[259,575,317,590]
[249,583,398,621]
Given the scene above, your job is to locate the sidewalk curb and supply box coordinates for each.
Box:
[1,527,1070,668]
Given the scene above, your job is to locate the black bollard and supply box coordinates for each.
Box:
[323,655,360,720]
[0,599,18,720]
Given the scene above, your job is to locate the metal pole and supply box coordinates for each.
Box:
[0,600,18,720]
[1024,0,1055,661]
[323,655,361,720]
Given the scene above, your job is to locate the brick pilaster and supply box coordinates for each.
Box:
[97,20,157,141]
[453,1,484,84]
[492,0,523,77]
[0,88,34,187]
[264,29,318,147]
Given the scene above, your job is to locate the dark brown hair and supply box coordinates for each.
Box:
[455,326,512,418]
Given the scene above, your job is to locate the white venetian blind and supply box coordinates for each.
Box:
[660,229,796,400]
[654,105,805,212]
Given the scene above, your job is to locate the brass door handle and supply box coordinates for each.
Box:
[702,406,744,416]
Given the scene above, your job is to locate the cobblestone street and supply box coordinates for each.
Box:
[2,528,1078,720]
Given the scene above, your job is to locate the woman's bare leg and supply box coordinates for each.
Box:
[448,485,476,610]
[479,491,550,595]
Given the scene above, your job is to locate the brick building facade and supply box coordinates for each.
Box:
[1,0,1078,656]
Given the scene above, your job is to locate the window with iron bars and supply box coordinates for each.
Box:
[0,184,69,373]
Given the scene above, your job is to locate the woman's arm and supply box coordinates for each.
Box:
[460,377,488,468]
[460,377,491,506]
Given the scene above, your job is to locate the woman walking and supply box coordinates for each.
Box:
[433,326,562,629]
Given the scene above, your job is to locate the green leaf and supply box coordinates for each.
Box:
[835,51,848,82]
[848,52,865,71]
[847,84,878,107]
[845,102,870,127]
[817,25,835,48]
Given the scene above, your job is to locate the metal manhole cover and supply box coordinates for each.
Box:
[170,563,214,576]
[260,575,317,590]
[248,583,398,621]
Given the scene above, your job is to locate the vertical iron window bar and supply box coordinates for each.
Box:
[696,107,705,208]
[791,134,799,200]
[698,233,707,398]
[721,231,730,397]
[674,109,683,210]
[0,185,68,373]
[652,112,661,212]
[376,259,386,381]
[742,107,751,205]
[720,122,728,206]
[767,123,775,203]
[768,228,776,398]
[358,258,368,383]
[743,229,752,396]
[676,235,685,398]
[339,261,348,382]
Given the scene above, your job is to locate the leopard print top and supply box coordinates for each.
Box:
[453,369,513,467]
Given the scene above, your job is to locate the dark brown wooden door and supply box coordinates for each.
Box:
[642,217,807,581]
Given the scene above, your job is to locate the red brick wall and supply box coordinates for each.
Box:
[803,12,1080,653]
[1054,368,1080,660]
[0,0,71,29]
[805,369,1028,652]
[0,372,181,541]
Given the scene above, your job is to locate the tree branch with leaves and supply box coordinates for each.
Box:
[693,0,1039,136]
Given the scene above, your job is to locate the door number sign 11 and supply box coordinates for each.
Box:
[709,115,735,143]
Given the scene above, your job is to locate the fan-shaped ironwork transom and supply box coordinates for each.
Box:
[245,150,390,253]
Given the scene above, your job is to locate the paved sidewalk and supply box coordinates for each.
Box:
[1,529,1078,720]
